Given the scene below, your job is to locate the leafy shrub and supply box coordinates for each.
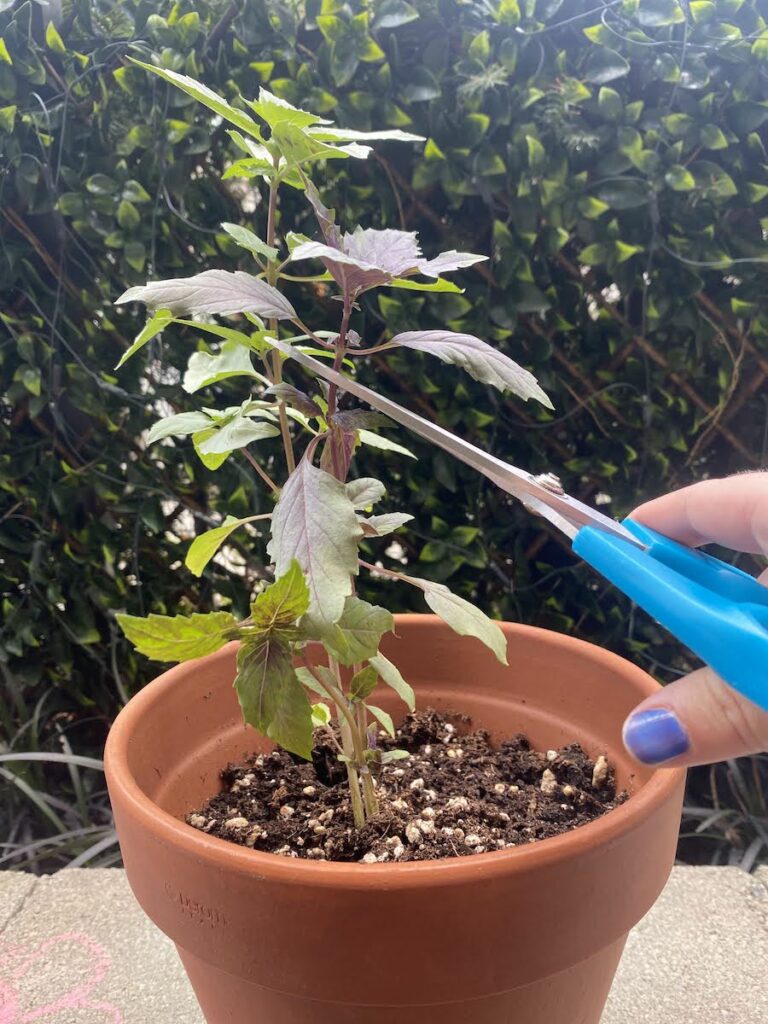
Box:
[1,0,766,866]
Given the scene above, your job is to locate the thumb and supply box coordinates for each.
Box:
[623,666,768,767]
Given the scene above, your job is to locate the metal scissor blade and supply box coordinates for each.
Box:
[270,338,642,548]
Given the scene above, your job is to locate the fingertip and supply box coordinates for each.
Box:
[622,706,691,766]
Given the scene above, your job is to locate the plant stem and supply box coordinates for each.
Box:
[361,770,379,819]
[264,171,296,474]
[327,293,352,419]
[241,449,280,497]
[289,317,335,349]
[326,655,367,827]
[347,764,366,829]
[355,701,379,818]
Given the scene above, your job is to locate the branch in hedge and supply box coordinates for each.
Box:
[555,254,757,466]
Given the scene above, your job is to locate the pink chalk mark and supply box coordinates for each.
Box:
[0,932,123,1023]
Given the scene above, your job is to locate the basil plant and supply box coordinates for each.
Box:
[115,62,552,828]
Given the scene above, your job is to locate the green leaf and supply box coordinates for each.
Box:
[381,748,411,764]
[85,174,117,196]
[192,429,230,470]
[497,0,521,25]
[727,102,768,136]
[405,575,508,664]
[197,415,279,455]
[665,165,696,191]
[186,514,270,577]
[584,48,630,84]
[691,160,738,199]
[0,104,15,132]
[367,704,395,737]
[580,243,607,265]
[387,277,461,293]
[183,340,261,393]
[251,559,310,631]
[147,411,213,443]
[320,596,394,665]
[372,0,419,30]
[526,135,545,169]
[296,665,337,699]
[350,665,379,701]
[636,0,684,27]
[124,243,147,273]
[625,101,644,124]
[578,196,610,219]
[346,477,386,508]
[663,113,694,137]
[690,1,716,22]
[614,241,643,263]
[250,88,325,130]
[0,39,12,65]
[116,611,237,662]
[369,651,415,711]
[745,182,768,203]
[595,179,649,210]
[358,430,417,459]
[469,31,491,63]
[221,223,279,262]
[401,67,440,103]
[583,24,611,44]
[117,200,140,231]
[731,298,758,316]
[57,193,84,217]
[700,124,728,151]
[597,87,623,120]
[115,309,173,369]
[123,180,152,203]
[14,364,41,396]
[129,59,264,139]
[618,127,642,159]
[311,702,332,728]
[235,639,313,759]
[268,459,361,629]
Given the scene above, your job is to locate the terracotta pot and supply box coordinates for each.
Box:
[105,615,685,1024]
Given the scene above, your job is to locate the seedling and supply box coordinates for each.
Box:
[115,64,551,828]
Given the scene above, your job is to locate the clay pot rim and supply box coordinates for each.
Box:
[106,615,683,890]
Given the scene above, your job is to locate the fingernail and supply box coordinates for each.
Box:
[623,708,690,765]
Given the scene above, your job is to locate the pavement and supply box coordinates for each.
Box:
[0,866,766,1023]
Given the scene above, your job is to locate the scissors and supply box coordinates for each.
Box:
[269,338,768,713]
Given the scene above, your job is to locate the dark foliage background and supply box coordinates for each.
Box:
[1,0,767,869]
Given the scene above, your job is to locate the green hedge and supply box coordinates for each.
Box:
[2,0,766,756]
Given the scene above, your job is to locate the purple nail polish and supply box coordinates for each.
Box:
[623,708,689,765]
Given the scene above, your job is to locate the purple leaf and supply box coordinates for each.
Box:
[344,227,422,276]
[331,409,390,430]
[264,383,322,417]
[388,330,553,407]
[289,220,486,297]
[417,250,488,277]
[116,270,296,319]
[302,178,342,248]
[320,422,357,480]
[267,459,361,629]
[307,127,424,144]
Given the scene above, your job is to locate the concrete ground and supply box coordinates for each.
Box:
[1,866,766,1022]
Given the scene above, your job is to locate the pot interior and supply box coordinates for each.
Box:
[123,618,657,821]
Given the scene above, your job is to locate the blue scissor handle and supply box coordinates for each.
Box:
[572,520,768,711]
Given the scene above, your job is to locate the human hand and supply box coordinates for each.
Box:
[622,472,768,767]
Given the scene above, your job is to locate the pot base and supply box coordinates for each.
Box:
[178,936,627,1024]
